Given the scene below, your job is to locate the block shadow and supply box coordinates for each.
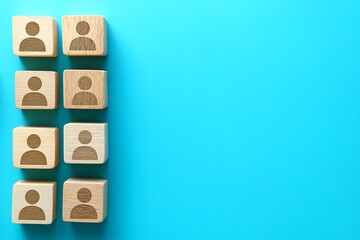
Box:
[21,110,59,126]
[68,108,108,123]
[21,211,108,240]
[68,56,108,70]
[21,168,59,181]
[20,57,58,71]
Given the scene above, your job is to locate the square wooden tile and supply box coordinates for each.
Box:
[12,16,57,57]
[63,178,108,223]
[63,70,107,109]
[62,16,107,56]
[64,123,108,164]
[13,127,59,169]
[12,181,56,224]
[15,71,58,109]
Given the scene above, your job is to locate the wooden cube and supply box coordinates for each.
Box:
[63,70,107,109]
[13,127,59,169]
[62,16,107,56]
[64,123,108,164]
[12,181,56,224]
[12,16,57,57]
[63,178,108,223]
[15,71,58,110]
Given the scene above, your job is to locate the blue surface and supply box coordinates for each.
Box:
[1,0,360,239]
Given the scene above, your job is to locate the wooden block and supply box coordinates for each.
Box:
[15,71,58,110]
[63,70,107,109]
[12,16,57,57]
[12,180,56,224]
[13,127,59,169]
[63,178,108,223]
[64,123,108,164]
[62,16,107,56]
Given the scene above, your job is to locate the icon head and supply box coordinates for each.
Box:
[25,22,40,36]
[76,21,90,36]
[28,76,42,91]
[25,189,40,204]
[77,188,92,203]
[27,134,41,149]
[78,76,92,90]
[78,130,92,144]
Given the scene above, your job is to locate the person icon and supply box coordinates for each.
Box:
[22,76,48,106]
[70,21,96,51]
[72,130,98,160]
[19,21,46,52]
[70,188,98,219]
[19,189,45,220]
[72,76,98,106]
[20,134,47,165]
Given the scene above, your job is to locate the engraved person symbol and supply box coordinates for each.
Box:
[20,134,47,165]
[22,76,48,106]
[70,21,96,51]
[19,22,46,52]
[72,130,98,160]
[19,190,45,220]
[72,76,98,106]
[70,188,98,219]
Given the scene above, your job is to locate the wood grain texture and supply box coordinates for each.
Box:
[64,123,108,164]
[63,178,108,223]
[12,181,56,224]
[13,127,59,169]
[62,16,107,56]
[15,71,58,109]
[63,70,107,109]
[12,16,57,57]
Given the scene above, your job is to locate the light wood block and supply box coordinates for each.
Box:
[15,71,58,110]
[63,70,107,109]
[13,127,59,169]
[62,16,107,56]
[12,180,56,224]
[12,16,57,57]
[63,178,108,223]
[64,123,108,164]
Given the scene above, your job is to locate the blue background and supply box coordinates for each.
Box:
[1,0,360,239]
